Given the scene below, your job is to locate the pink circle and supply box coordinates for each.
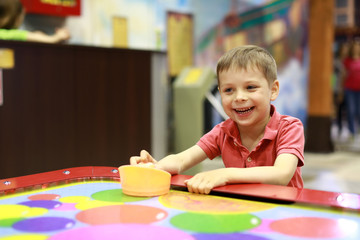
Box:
[28,194,60,201]
[270,217,347,238]
[250,219,274,233]
[48,224,195,240]
[76,205,168,225]
[54,203,77,211]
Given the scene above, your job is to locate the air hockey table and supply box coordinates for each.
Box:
[0,166,359,240]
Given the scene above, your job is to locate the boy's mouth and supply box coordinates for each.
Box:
[234,106,254,114]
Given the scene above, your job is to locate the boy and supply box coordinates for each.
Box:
[130,45,305,194]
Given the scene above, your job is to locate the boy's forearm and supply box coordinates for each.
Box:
[222,166,294,186]
[157,154,182,175]
[157,145,208,175]
[223,154,298,186]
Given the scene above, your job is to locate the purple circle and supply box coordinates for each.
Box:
[49,224,194,240]
[193,233,271,240]
[13,217,75,232]
[19,200,62,209]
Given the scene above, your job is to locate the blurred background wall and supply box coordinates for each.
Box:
[21,0,308,123]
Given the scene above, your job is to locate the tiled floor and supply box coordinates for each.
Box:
[188,128,360,195]
[303,127,360,194]
[303,150,360,194]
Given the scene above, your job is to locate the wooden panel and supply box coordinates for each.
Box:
[305,0,335,152]
[0,41,152,178]
[0,42,75,177]
[72,47,151,166]
[308,0,334,116]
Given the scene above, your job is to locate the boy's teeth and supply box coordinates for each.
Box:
[235,107,252,113]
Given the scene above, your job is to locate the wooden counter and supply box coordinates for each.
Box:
[0,40,168,178]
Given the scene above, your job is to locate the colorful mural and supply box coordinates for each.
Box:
[62,0,308,121]
[195,0,309,122]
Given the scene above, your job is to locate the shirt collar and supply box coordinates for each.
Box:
[263,104,279,140]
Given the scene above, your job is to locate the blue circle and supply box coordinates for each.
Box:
[19,200,62,209]
[13,217,75,232]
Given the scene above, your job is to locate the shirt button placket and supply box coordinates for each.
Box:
[245,156,252,167]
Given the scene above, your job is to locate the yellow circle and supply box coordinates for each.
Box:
[159,190,275,213]
[0,234,48,240]
[0,205,30,220]
[59,196,91,203]
[0,205,48,221]
[25,207,48,217]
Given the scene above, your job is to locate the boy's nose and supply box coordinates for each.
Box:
[235,90,248,101]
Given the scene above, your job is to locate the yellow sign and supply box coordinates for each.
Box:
[113,17,128,48]
[167,12,193,77]
[0,49,14,69]
[184,68,202,85]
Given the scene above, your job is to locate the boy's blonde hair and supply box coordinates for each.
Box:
[216,45,277,84]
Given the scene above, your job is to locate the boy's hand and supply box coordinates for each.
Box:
[184,169,228,194]
[130,150,157,165]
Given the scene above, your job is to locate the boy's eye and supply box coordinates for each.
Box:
[247,85,257,90]
[224,88,233,93]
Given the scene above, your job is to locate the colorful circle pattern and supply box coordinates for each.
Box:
[0,185,357,240]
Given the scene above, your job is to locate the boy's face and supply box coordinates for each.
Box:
[218,67,279,131]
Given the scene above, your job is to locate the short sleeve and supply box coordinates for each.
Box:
[276,118,305,167]
[197,124,222,159]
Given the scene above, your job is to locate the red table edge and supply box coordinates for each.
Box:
[0,166,359,211]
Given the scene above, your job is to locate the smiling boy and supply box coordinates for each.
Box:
[130,45,305,194]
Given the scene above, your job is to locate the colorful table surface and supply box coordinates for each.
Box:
[0,166,359,240]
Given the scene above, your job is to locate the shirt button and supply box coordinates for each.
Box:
[247,157,252,162]
[234,141,237,147]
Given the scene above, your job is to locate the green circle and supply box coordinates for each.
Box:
[91,189,150,202]
[170,212,261,233]
[0,218,24,227]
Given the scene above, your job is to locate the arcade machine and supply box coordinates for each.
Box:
[173,67,227,174]
[0,166,359,240]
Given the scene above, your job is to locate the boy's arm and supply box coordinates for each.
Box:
[158,145,208,174]
[129,145,208,175]
[186,153,298,194]
[224,153,298,185]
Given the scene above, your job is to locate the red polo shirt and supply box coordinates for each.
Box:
[197,105,304,188]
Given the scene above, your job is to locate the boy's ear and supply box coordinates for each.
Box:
[270,80,279,101]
